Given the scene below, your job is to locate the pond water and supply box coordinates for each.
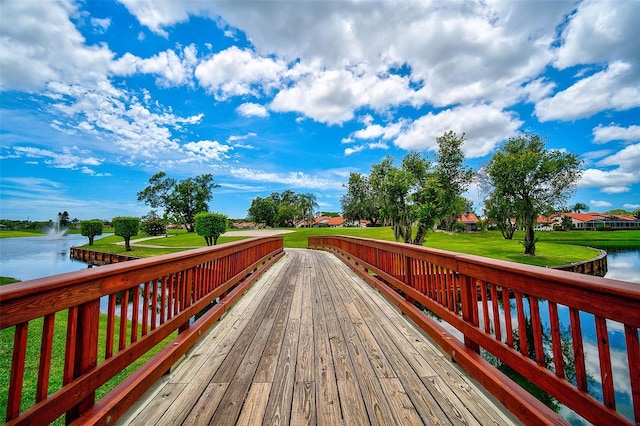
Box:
[0,233,110,281]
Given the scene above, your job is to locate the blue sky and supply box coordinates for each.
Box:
[1,0,639,222]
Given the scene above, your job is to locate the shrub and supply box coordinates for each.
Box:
[141,219,166,236]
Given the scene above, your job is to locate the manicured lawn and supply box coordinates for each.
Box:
[0,230,44,238]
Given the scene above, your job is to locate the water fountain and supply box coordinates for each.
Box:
[45,215,68,239]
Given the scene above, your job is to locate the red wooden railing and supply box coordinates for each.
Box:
[309,235,640,426]
[1,237,284,425]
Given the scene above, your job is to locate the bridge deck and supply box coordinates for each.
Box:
[119,249,519,425]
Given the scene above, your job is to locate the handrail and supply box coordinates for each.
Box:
[1,237,284,425]
[308,235,640,426]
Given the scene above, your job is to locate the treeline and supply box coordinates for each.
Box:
[341,132,584,255]
[247,191,319,227]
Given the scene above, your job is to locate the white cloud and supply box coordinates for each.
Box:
[12,146,103,170]
[118,0,196,37]
[230,167,342,189]
[535,62,640,121]
[42,80,203,157]
[0,0,114,92]
[393,104,522,158]
[597,143,640,170]
[593,124,640,144]
[270,67,413,125]
[183,140,233,161]
[237,102,269,118]
[590,200,612,208]
[555,0,640,69]
[623,203,640,210]
[195,46,286,100]
[344,145,365,156]
[111,45,199,87]
[353,122,402,140]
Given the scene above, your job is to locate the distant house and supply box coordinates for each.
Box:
[233,222,256,229]
[535,215,553,231]
[327,217,345,227]
[457,212,479,231]
[558,212,640,230]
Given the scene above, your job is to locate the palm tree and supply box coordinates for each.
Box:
[571,202,589,213]
[298,193,319,227]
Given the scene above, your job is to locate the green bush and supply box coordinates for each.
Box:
[141,219,166,236]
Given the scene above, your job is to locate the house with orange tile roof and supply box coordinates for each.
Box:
[457,212,479,231]
[558,212,640,230]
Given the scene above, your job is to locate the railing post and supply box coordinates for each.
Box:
[405,255,414,305]
[459,274,480,353]
[66,299,99,424]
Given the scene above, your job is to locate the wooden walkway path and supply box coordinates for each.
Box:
[119,249,519,425]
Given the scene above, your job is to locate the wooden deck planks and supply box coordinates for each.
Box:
[119,249,519,426]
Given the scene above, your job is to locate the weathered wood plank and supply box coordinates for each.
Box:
[291,380,316,426]
[182,382,228,426]
[235,382,271,426]
[379,377,423,425]
[310,253,343,425]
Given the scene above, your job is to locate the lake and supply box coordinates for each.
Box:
[0,233,110,281]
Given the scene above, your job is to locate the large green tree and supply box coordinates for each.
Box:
[195,212,227,246]
[113,216,140,251]
[137,172,219,232]
[434,131,474,231]
[247,196,278,227]
[341,172,381,226]
[482,135,583,255]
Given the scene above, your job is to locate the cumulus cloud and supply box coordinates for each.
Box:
[535,62,640,121]
[111,45,199,87]
[393,104,522,158]
[593,124,640,144]
[0,0,114,92]
[590,200,612,208]
[237,103,269,118]
[195,46,286,100]
[554,0,640,69]
[270,67,413,125]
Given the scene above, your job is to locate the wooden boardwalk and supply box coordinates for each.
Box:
[119,249,519,425]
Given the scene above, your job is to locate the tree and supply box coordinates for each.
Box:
[571,202,589,213]
[482,135,583,255]
[341,172,381,226]
[195,212,227,246]
[484,195,517,239]
[57,211,71,228]
[137,172,219,232]
[368,152,442,245]
[247,196,278,227]
[80,220,103,245]
[298,193,319,226]
[434,131,474,231]
[113,216,140,251]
